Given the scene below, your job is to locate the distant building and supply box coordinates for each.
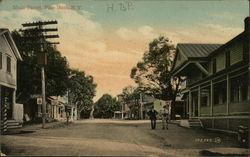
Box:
[172,17,250,132]
[47,94,77,121]
[0,28,23,133]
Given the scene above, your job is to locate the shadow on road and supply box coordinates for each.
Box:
[6,130,36,135]
[199,150,249,157]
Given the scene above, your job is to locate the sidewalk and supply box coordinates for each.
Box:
[6,120,71,134]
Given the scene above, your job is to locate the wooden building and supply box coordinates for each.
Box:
[0,28,23,133]
[172,17,250,132]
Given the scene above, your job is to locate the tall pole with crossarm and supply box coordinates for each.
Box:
[22,21,59,128]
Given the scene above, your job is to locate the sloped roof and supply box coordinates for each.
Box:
[177,44,222,58]
[0,28,22,61]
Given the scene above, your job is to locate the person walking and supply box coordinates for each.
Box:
[147,106,158,129]
[161,105,169,130]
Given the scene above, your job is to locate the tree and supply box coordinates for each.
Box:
[122,86,140,119]
[12,30,70,103]
[130,36,182,118]
[68,69,96,119]
[94,94,121,118]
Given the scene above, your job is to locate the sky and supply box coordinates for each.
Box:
[0,0,249,101]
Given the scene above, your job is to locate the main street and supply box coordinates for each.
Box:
[1,119,248,157]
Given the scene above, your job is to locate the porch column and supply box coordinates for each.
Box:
[239,86,242,102]
[71,107,74,120]
[56,106,58,119]
[189,91,192,117]
[185,97,188,118]
[12,89,16,120]
[75,108,77,120]
[210,80,213,116]
[226,74,230,115]
[198,86,201,117]
[192,93,195,116]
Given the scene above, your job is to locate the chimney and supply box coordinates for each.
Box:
[244,16,250,32]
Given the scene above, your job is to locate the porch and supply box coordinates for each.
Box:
[184,71,250,131]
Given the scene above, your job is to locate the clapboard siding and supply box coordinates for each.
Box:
[230,43,243,65]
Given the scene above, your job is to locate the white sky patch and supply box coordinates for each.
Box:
[116,25,158,42]
[116,27,135,40]
[137,25,155,39]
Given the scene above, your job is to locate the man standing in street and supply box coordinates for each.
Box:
[161,105,169,130]
[147,106,158,129]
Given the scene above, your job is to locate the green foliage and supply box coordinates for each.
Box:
[68,69,96,118]
[121,86,141,119]
[130,36,179,101]
[12,30,70,103]
[94,94,121,118]
[12,29,96,117]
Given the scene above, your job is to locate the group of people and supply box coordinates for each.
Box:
[147,105,170,130]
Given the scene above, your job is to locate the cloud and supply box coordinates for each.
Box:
[116,25,158,42]
[138,25,155,39]
[0,9,45,29]
[116,27,136,40]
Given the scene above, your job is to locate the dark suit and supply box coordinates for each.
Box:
[147,109,158,129]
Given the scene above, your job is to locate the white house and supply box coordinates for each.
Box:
[0,28,23,133]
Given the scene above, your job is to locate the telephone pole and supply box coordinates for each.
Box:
[22,20,59,128]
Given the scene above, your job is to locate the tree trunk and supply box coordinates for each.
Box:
[77,111,81,120]
[89,104,95,119]
[170,77,180,120]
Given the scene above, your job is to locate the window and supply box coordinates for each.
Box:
[201,87,210,107]
[0,52,2,69]
[231,74,249,102]
[230,43,243,65]
[216,53,225,72]
[7,56,11,73]
[214,81,227,105]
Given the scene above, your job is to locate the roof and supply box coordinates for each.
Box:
[177,44,222,58]
[0,28,23,61]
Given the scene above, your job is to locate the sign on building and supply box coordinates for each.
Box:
[37,98,43,105]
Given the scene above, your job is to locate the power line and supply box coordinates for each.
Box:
[21,20,59,129]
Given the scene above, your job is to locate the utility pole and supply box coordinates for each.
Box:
[22,20,59,128]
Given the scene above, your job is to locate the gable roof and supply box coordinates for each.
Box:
[0,28,22,61]
[177,43,222,58]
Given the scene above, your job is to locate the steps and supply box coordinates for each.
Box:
[7,120,22,129]
[188,118,203,129]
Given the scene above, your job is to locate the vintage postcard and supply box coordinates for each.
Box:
[0,0,249,156]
